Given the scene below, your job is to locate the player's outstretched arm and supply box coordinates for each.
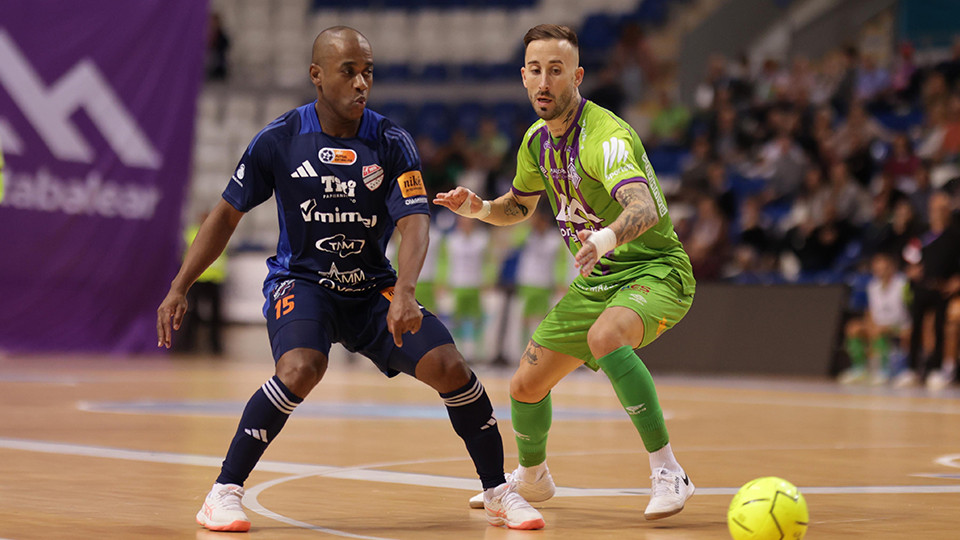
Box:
[575,183,659,276]
[157,199,244,348]
[433,186,539,226]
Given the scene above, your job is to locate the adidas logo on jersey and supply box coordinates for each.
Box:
[603,137,629,172]
[290,160,318,178]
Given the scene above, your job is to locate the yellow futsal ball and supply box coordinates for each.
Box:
[727,476,809,540]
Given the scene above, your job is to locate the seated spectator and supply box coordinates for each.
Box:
[883,133,921,188]
[908,161,935,226]
[206,12,230,81]
[839,251,911,385]
[685,196,729,280]
[648,87,691,148]
[785,199,857,275]
[855,54,892,111]
[828,160,872,226]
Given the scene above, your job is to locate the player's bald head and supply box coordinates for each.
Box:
[311,26,370,65]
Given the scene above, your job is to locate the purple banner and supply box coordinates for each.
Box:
[0,1,208,353]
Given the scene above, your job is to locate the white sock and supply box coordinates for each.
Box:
[517,462,546,483]
[649,443,682,473]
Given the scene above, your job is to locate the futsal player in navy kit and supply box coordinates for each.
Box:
[156,27,544,532]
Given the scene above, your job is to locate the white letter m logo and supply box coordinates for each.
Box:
[602,136,628,174]
[0,29,161,169]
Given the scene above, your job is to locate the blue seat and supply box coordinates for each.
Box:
[454,102,485,137]
[414,102,451,143]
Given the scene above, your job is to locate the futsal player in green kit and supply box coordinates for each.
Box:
[434,24,696,520]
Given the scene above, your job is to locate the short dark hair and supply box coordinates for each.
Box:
[523,24,579,51]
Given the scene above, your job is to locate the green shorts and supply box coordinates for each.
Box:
[531,270,694,371]
[453,287,483,319]
[518,285,553,318]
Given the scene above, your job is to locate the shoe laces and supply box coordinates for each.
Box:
[213,485,245,511]
[649,467,676,497]
[498,487,532,512]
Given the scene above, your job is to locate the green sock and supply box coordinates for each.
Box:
[511,393,552,467]
[846,337,867,368]
[596,346,669,453]
[871,336,890,368]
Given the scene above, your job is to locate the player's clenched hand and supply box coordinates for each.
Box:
[386,290,422,347]
[156,290,188,349]
[433,186,482,214]
[574,229,601,277]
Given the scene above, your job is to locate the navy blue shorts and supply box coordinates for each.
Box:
[264,278,454,377]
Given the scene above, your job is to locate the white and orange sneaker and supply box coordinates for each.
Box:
[484,482,545,530]
[469,463,556,508]
[196,483,252,532]
[644,467,694,520]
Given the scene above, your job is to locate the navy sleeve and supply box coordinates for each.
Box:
[382,124,429,222]
[222,121,281,212]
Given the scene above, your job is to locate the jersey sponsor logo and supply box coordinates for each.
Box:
[0,30,161,169]
[299,199,378,227]
[316,233,365,257]
[362,164,384,191]
[574,281,618,292]
[231,164,245,187]
[404,196,427,206]
[641,153,668,217]
[397,170,426,198]
[271,279,295,300]
[318,262,369,291]
[656,316,668,336]
[318,147,357,165]
[555,192,603,228]
[606,163,638,181]
[290,159,318,178]
[602,136,629,173]
[320,175,355,199]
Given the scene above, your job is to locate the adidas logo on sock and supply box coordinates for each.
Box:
[244,428,269,442]
[290,160,318,178]
[480,417,498,430]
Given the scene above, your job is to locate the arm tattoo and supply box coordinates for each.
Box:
[503,197,529,217]
[522,342,543,365]
[613,185,660,243]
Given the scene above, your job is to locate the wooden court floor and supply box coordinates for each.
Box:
[2,333,960,539]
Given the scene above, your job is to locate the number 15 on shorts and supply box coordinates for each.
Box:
[275,295,295,319]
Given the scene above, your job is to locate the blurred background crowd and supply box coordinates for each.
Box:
[181,0,960,388]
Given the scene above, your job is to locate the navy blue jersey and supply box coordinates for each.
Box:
[222,102,429,298]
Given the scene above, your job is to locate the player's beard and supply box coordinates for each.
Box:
[530,84,577,122]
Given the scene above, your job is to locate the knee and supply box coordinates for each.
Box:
[276,350,327,396]
[417,345,470,393]
[586,323,626,359]
[510,372,548,403]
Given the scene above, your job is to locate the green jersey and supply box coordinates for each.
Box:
[512,98,695,294]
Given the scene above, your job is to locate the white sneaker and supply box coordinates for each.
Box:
[196,483,251,532]
[468,464,556,508]
[644,467,694,520]
[926,366,956,391]
[892,369,919,388]
[838,367,867,385]
[484,482,545,530]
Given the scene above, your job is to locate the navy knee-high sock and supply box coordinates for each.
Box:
[217,375,303,485]
[440,372,505,490]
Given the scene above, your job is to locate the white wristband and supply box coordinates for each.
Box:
[587,227,617,255]
[454,196,491,220]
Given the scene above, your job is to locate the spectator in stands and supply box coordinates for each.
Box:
[937,92,960,162]
[883,133,921,188]
[611,21,659,103]
[685,196,728,281]
[472,117,511,193]
[752,121,807,205]
[856,54,892,111]
[909,161,935,226]
[446,216,490,363]
[831,45,859,115]
[732,196,777,279]
[900,191,960,388]
[709,105,749,166]
[916,100,948,162]
[678,134,713,203]
[785,196,856,275]
[694,53,728,113]
[206,12,230,81]
[935,36,960,90]
[839,251,911,385]
[648,87,691,148]
[587,65,627,116]
[828,160,872,226]
[890,41,917,105]
[880,198,924,261]
[831,102,891,165]
[781,165,831,236]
